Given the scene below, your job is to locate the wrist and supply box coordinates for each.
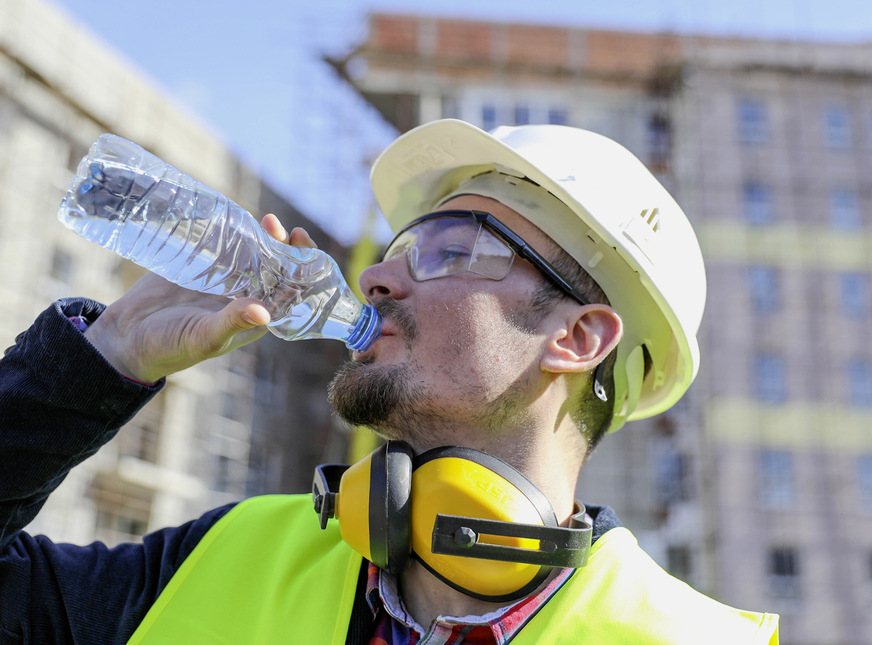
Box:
[82,315,160,386]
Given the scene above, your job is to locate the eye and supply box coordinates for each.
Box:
[439,244,472,262]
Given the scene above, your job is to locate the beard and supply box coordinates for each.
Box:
[328,360,423,438]
[327,298,427,439]
[327,295,538,444]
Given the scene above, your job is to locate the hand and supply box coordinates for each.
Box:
[84,214,317,383]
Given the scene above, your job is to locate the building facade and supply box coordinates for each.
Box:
[0,0,350,547]
[333,14,872,644]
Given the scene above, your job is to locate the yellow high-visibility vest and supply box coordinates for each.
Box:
[129,495,778,644]
[513,527,779,644]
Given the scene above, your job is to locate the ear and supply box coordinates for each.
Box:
[540,304,623,374]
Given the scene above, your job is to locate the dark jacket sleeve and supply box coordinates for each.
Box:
[0,298,232,644]
[0,298,160,550]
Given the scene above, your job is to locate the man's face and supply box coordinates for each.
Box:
[328,195,561,448]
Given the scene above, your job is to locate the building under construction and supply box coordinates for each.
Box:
[0,0,351,547]
[330,14,872,645]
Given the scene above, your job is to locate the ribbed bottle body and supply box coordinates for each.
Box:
[58,134,380,351]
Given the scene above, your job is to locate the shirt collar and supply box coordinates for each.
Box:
[365,560,575,643]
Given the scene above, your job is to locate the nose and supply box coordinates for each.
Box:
[358,255,412,303]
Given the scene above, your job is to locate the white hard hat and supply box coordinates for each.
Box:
[370,119,706,432]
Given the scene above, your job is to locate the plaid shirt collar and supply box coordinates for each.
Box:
[364,559,575,645]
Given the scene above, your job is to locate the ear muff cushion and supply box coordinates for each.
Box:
[368,441,413,575]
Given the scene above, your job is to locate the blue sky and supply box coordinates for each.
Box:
[51,0,872,243]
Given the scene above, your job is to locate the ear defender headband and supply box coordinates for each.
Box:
[313,441,592,602]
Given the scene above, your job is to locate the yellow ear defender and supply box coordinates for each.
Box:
[313,441,592,602]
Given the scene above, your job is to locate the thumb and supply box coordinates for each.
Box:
[238,300,272,328]
[206,299,271,354]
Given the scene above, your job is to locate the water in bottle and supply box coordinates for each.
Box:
[57,134,381,352]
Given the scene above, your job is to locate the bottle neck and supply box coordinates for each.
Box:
[345,304,381,351]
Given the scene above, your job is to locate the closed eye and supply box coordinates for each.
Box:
[438,244,472,261]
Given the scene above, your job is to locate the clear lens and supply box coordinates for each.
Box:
[385,216,514,282]
[468,227,515,280]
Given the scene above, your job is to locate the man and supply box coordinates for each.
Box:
[0,119,779,643]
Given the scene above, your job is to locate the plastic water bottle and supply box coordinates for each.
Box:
[57,134,381,352]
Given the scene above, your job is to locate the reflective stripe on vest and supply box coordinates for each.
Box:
[129,495,779,644]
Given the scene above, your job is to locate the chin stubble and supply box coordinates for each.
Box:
[328,360,410,433]
[326,298,425,437]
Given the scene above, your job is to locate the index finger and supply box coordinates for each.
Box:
[261,213,290,244]
[261,214,318,249]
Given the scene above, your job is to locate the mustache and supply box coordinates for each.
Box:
[374,298,418,344]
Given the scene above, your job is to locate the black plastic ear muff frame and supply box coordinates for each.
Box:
[312,441,592,602]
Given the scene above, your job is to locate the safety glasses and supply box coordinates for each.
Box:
[383,210,591,307]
